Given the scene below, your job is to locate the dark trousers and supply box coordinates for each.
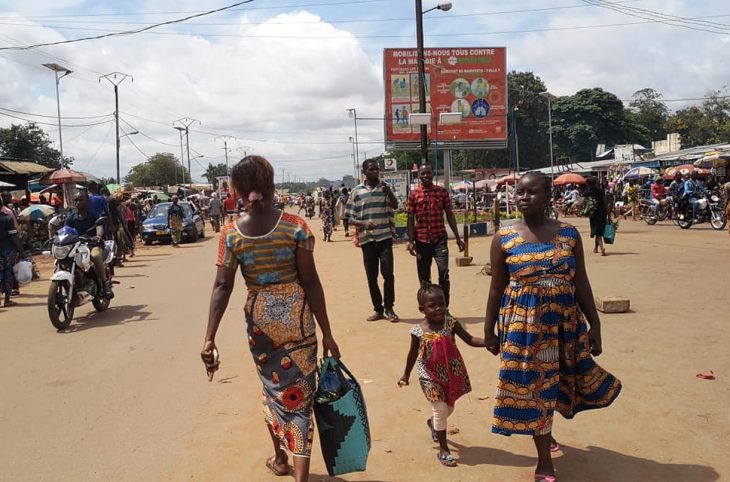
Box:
[415,237,450,307]
[361,238,395,312]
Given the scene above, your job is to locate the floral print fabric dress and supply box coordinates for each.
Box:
[410,316,472,407]
[217,212,318,456]
[492,223,621,436]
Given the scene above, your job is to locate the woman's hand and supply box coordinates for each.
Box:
[322,334,341,359]
[201,339,217,364]
[397,376,409,387]
[588,329,603,356]
[485,332,500,356]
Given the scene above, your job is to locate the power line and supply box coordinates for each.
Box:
[0,110,115,128]
[586,0,730,29]
[0,106,112,120]
[0,0,257,51]
[0,1,647,27]
[0,1,385,20]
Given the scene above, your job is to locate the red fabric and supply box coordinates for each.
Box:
[406,184,452,243]
[224,196,236,212]
[424,334,470,407]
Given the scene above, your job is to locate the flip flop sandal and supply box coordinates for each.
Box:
[550,442,562,452]
[3,300,18,307]
[265,456,289,476]
[535,474,557,482]
[437,452,457,467]
[427,418,438,442]
[696,371,715,380]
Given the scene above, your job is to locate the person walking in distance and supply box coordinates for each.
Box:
[168,195,184,247]
[345,159,401,322]
[208,192,222,233]
[406,164,464,309]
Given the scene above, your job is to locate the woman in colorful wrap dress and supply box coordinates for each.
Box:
[202,155,341,482]
[484,173,621,482]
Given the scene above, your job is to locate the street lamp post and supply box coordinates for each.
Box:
[346,108,359,174]
[42,63,73,162]
[415,1,453,164]
[173,118,201,189]
[349,136,357,179]
[539,91,558,180]
[99,72,133,184]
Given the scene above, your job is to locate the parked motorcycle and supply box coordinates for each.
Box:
[47,218,116,330]
[676,194,727,230]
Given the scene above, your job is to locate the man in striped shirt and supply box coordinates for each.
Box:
[345,159,400,322]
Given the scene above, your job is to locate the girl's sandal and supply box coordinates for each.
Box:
[550,440,561,453]
[426,418,438,442]
[265,456,289,476]
[437,452,457,467]
[535,474,557,482]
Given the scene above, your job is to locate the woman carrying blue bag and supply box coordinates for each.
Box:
[201,155,342,482]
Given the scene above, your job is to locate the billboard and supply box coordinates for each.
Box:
[384,47,507,150]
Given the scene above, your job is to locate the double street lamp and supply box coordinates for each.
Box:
[415,1,452,163]
[42,63,73,162]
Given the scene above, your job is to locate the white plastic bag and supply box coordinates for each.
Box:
[13,260,33,286]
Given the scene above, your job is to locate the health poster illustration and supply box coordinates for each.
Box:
[383,47,507,146]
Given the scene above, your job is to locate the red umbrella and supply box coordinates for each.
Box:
[496,174,520,187]
[40,168,87,185]
[553,173,587,186]
[662,164,709,180]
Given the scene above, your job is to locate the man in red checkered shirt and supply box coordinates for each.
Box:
[407,164,464,308]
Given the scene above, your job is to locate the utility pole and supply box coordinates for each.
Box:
[42,63,73,164]
[215,135,235,175]
[173,117,200,189]
[347,109,359,174]
[100,72,133,184]
[415,0,428,164]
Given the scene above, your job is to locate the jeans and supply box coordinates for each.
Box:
[415,237,451,307]
[689,198,699,219]
[361,238,395,312]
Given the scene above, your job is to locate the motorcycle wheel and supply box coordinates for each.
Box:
[92,296,110,312]
[644,215,657,225]
[48,280,74,330]
[677,217,693,229]
[710,210,727,230]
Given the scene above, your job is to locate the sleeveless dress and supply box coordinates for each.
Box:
[411,316,472,407]
[492,223,621,436]
[217,212,318,456]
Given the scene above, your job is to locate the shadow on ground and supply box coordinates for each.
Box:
[59,304,155,333]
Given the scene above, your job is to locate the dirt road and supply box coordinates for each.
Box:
[1,215,727,481]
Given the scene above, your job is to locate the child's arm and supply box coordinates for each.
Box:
[398,334,419,386]
[453,320,486,348]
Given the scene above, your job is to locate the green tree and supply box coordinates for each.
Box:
[203,162,228,183]
[506,71,550,169]
[126,152,188,187]
[628,88,669,146]
[552,88,644,162]
[0,122,63,168]
[665,90,730,147]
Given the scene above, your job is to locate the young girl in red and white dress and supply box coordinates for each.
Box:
[398,284,485,467]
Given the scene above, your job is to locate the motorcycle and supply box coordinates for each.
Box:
[47,217,116,330]
[639,197,673,225]
[676,194,727,230]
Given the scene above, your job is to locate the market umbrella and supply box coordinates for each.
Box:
[17,204,55,221]
[621,166,656,181]
[495,174,520,187]
[693,152,729,169]
[106,183,122,193]
[0,180,15,188]
[40,168,87,185]
[662,164,709,180]
[453,181,473,191]
[553,172,587,186]
[475,179,498,190]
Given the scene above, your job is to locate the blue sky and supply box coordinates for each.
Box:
[0,0,728,181]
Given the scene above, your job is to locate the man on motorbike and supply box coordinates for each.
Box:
[64,191,113,299]
[650,177,668,216]
[682,171,708,220]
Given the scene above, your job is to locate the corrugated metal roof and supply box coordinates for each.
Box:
[0,160,54,175]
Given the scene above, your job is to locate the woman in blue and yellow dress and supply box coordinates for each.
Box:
[201,156,341,482]
[484,173,621,482]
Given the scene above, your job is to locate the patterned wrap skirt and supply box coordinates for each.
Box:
[245,282,318,456]
[0,250,18,296]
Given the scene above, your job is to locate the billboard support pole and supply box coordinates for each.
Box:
[415,0,428,164]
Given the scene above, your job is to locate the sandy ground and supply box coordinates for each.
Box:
[1,212,728,482]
